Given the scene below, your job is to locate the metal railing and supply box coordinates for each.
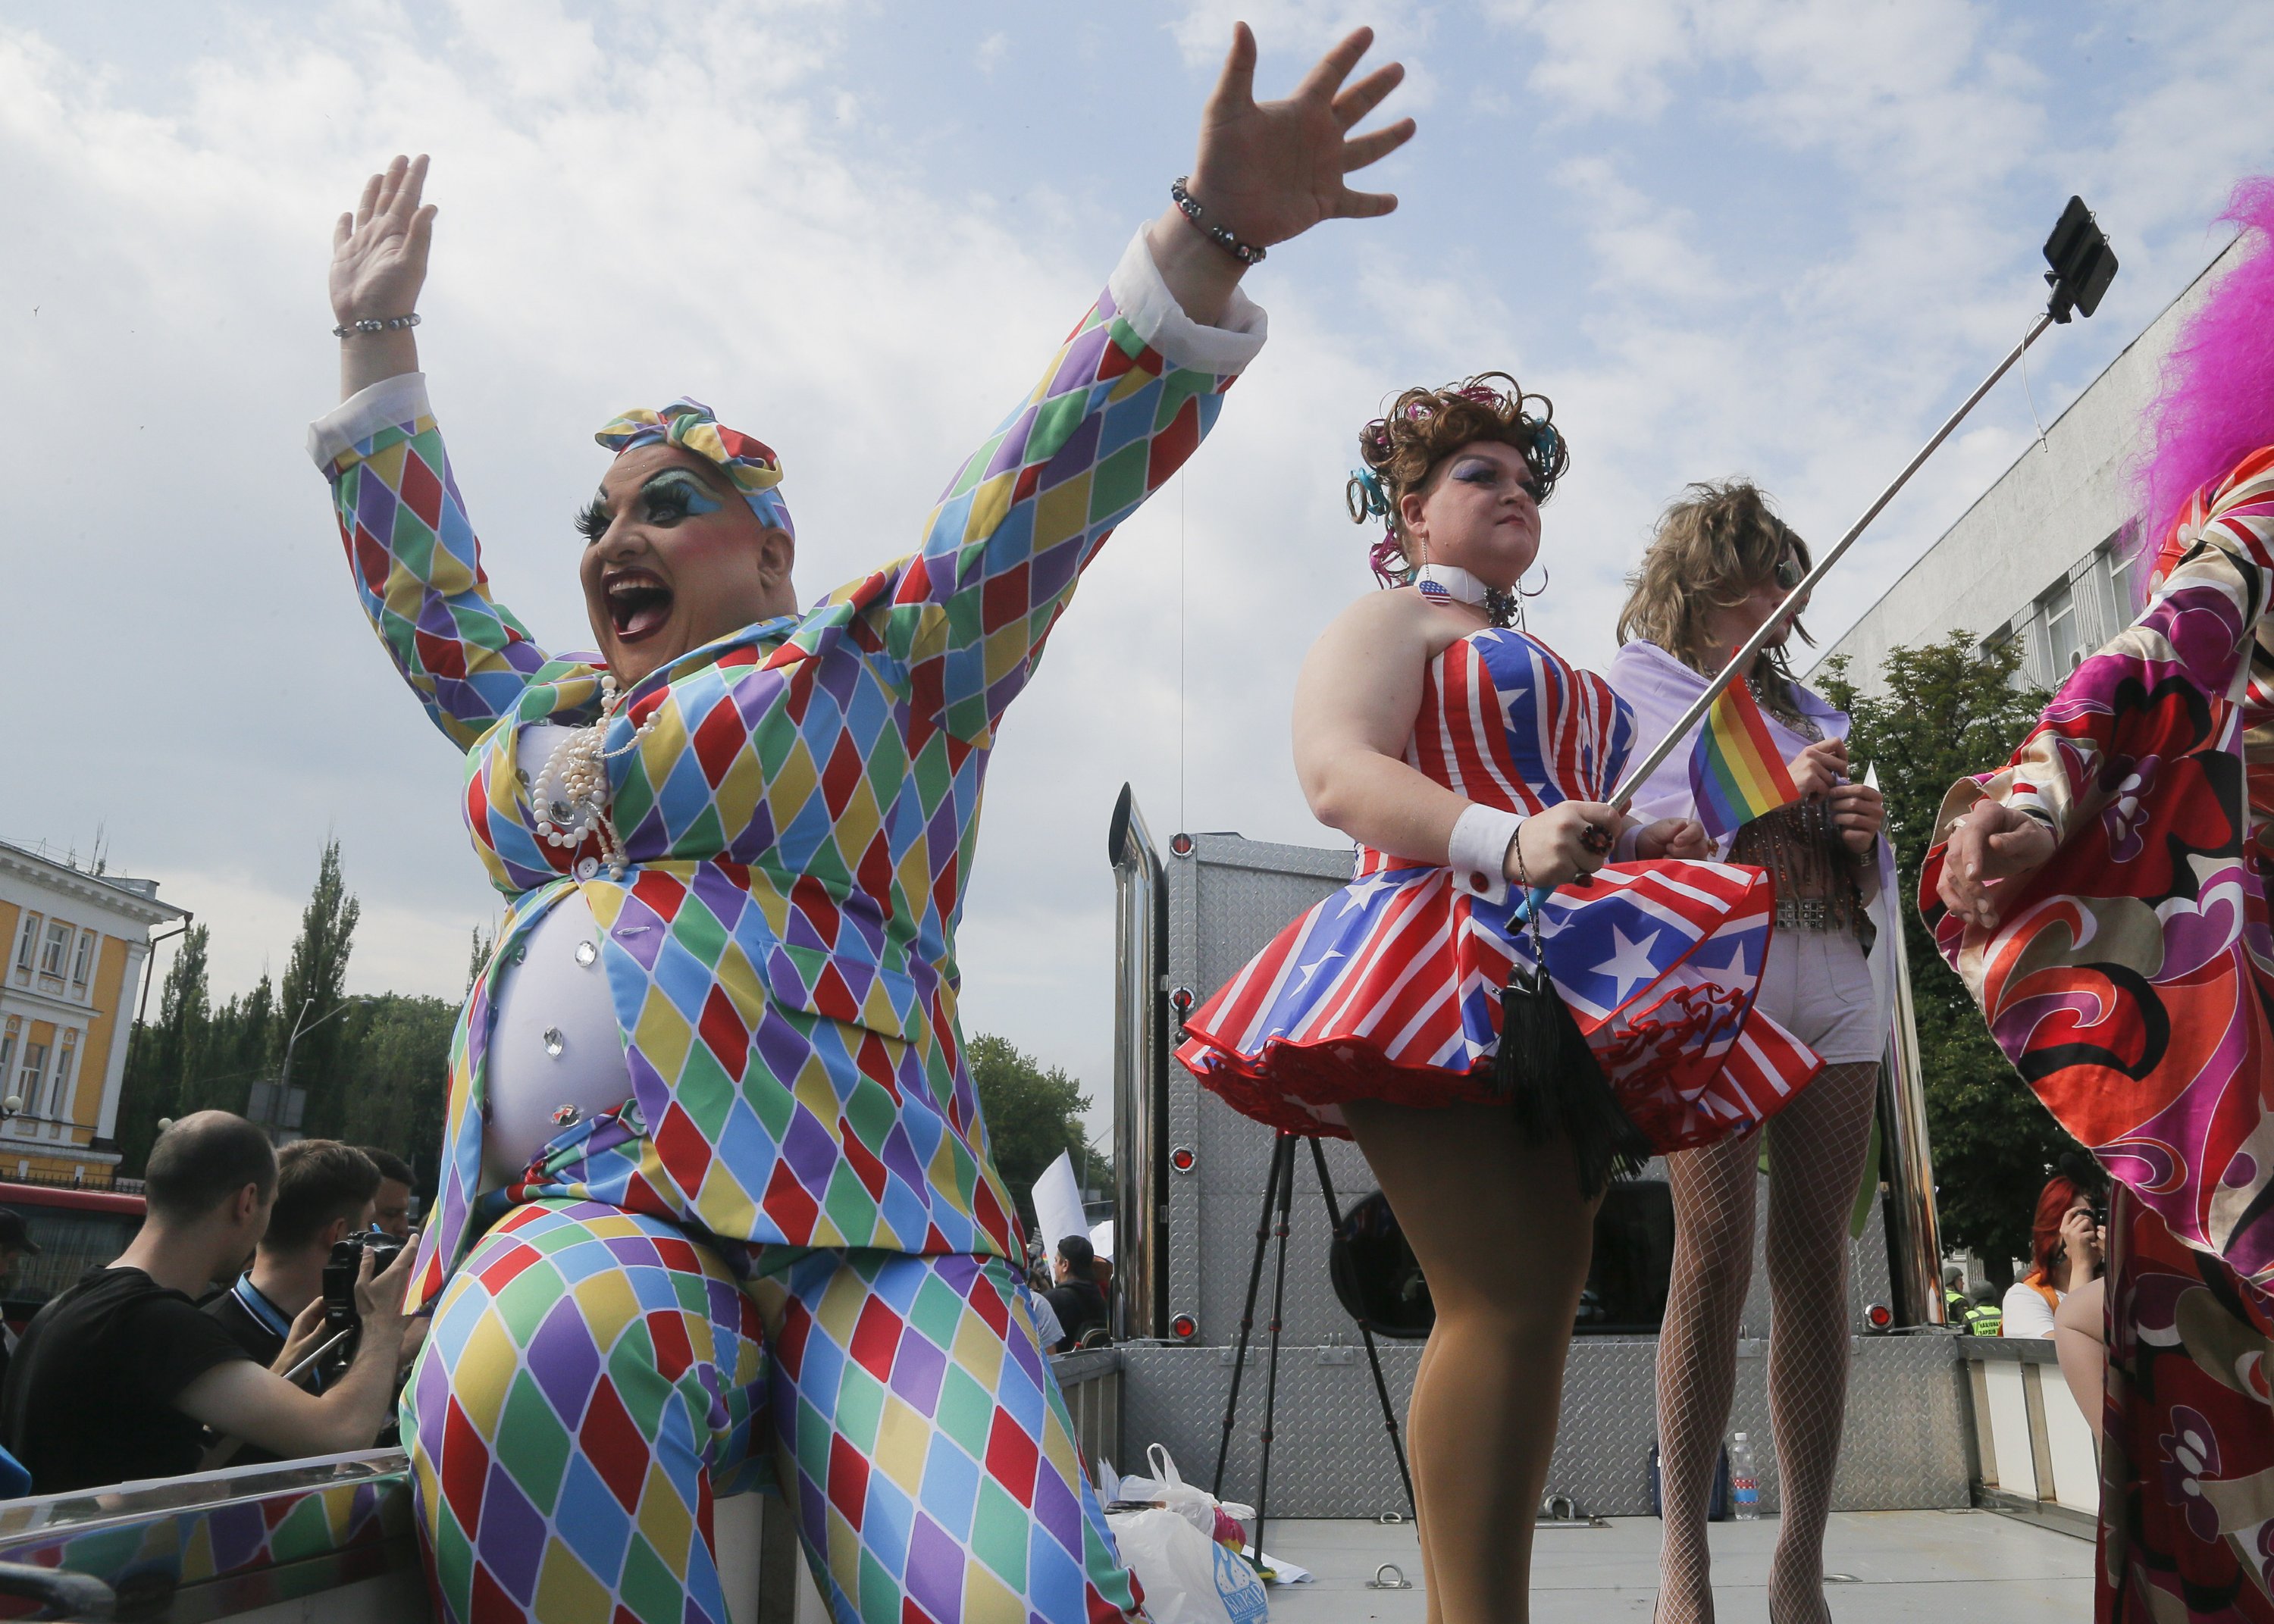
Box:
[1052,1347,1123,1471]
[1958,1336,2097,1539]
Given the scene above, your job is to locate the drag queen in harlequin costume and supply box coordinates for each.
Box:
[312,29,1415,1623]
[1607,484,1893,1624]
[1931,179,2274,1623]
[1176,378,1823,1621]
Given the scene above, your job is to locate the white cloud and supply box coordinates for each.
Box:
[5,1,2272,1141]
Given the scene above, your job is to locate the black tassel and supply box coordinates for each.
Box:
[1496,957,1652,1200]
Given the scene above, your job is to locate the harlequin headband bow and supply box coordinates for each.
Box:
[594,398,794,537]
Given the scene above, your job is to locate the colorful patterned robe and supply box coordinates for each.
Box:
[312,233,1264,1308]
[1922,447,2274,1621]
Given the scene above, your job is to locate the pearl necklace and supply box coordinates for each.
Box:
[531,674,658,881]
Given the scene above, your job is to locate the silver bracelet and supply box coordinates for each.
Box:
[333,312,421,339]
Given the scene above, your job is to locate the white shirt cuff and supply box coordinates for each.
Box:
[309,371,434,468]
[1105,228,1268,377]
[1449,804,1524,906]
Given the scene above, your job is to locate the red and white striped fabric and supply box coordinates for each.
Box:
[1178,628,1821,1150]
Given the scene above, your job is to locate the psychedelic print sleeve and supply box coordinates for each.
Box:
[1926,447,2274,856]
[310,372,552,750]
[876,227,1266,746]
[1917,448,2274,1290]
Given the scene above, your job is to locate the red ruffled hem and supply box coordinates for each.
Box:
[1182,1034,1503,1140]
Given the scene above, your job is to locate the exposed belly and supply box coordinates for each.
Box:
[484,724,635,1186]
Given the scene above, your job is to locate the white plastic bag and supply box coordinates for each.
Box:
[1105,1445,1267,1624]
[1108,1508,1269,1624]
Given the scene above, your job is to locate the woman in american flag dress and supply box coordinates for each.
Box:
[1176,377,1820,1622]
[315,27,1415,1624]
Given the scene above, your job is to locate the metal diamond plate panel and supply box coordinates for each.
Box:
[1119,1335,1968,1519]
[1164,834,1354,1347]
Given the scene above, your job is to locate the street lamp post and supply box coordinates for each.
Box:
[257,995,368,1138]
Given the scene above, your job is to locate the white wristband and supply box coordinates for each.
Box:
[1449,804,1526,906]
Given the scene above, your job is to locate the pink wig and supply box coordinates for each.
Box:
[2133,177,2274,560]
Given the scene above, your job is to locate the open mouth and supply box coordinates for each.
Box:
[603,568,674,643]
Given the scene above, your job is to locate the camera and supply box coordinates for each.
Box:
[319,1228,409,1359]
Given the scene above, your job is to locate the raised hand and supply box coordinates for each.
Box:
[1147,26,1413,325]
[1187,24,1413,249]
[331,154,436,326]
[330,155,435,399]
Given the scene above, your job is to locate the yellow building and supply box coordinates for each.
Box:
[0,840,188,1187]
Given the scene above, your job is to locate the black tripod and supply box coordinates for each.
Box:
[1211,1131,1417,1569]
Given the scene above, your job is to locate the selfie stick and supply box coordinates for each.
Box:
[1602,196,2117,815]
[283,1327,354,1388]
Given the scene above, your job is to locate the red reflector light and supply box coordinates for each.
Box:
[1170,1147,1196,1173]
[1171,833,1195,856]
[1170,1313,1198,1340]
[1865,1303,1893,1329]
[1170,987,1194,1013]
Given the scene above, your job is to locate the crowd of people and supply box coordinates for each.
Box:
[0,1116,421,1494]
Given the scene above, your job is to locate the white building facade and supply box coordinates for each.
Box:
[1815,236,2241,697]
[0,841,187,1185]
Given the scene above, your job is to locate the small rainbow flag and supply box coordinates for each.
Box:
[1687,677,1803,841]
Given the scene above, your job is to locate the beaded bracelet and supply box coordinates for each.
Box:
[333,312,421,339]
[1170,177,1266,265]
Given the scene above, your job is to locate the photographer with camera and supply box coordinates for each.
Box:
[0,1113,416,1493]
[205,1141,381,1391]
[2002,1174,2105,1339]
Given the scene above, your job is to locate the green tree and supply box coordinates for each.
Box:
[333,993,457,1193]
[116,924,211,1172]
[466,925,494,994]
[966,1034,1109,1233]
[277,840,361,1139]
[199,975,278,1119]
[1823,633,2070,1285]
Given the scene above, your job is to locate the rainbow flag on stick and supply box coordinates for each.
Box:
[1687,677,1803,841]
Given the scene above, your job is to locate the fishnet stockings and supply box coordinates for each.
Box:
[1653,1060,1881,1624]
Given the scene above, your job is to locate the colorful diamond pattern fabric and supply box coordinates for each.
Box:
[314,241,1251,1309]
[405,1200,1139,1623]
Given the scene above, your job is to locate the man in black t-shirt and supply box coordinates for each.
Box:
[0,1112,417,1494]
[1043,1234,1108,1353]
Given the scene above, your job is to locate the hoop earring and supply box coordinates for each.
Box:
[1518,565,1549,600]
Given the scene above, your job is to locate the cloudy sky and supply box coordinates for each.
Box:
[5,2,2269,1140]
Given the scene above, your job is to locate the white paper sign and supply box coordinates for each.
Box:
[1031,1150,1088,1263]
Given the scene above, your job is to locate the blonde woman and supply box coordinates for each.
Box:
[1607,483,1891,1624]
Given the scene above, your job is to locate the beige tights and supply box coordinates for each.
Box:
[1346,1099,1602,1624]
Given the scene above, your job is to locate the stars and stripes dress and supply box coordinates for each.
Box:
[1176,627,1822,1153]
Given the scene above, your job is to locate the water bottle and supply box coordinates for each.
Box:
[1729,1432,1760,1520]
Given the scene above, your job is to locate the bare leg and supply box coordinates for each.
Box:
[2053,1275,2106,1441]
[1654,1128,1761,1624]
[1346,1100,1602,1624]
[1761,1061,1882,1624]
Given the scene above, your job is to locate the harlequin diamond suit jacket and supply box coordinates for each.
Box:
[311,233,1265,1308]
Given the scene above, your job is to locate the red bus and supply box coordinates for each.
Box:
[0,1181,145,1332]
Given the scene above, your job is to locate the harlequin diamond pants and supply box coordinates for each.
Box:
[401,1199,1142,1623]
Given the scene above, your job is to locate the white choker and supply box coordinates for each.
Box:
[1414,564,1518,626]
